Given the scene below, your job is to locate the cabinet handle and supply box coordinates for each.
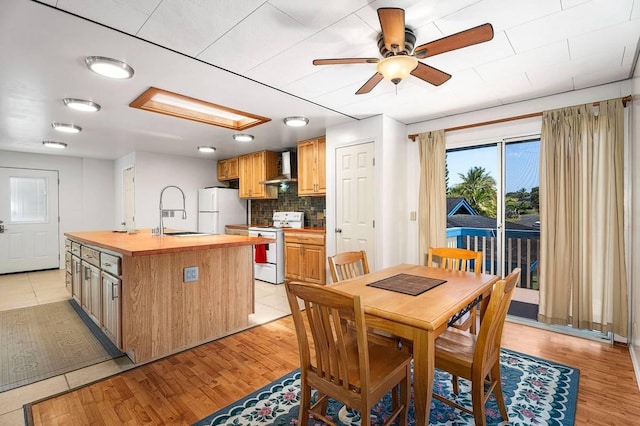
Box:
[84,267,90,279]
[104,262,112,267]
[111,282,118,300]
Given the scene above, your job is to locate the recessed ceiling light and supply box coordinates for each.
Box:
[42,141,67,149]
[197,146,216,153]
[63,98,101,112]
[233,134,254,142]
[283,116,309,127]
[130,87,271,130]
[51,122,82,133]
[85,56,134,79]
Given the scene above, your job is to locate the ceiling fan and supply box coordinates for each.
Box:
[312,8,494,94]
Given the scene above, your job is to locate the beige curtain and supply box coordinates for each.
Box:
[539,98,627,337]
[418,130,447,265]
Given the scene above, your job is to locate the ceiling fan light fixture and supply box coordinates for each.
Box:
[63,98,101,112]
[197,146,216,153]
[42,141,67,149]
[283,116,309,127]
[233,133,254,142]
[51,122,82,133]
[85,56,134,79]
[376,55,418,84]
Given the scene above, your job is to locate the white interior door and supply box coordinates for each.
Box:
[122,166,135,230]
[0,167,60,273]
[335,142,375,267]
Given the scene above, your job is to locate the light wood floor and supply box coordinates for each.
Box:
[27,316,640,425]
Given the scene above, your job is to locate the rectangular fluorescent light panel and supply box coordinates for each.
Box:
[129,87,270,130]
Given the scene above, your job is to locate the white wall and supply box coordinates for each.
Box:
[130,151,217,231]
[380,115,409,268]
[113,152,135,228]
[0,150,114,268]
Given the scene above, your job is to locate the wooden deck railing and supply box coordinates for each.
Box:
[446,227,540,290]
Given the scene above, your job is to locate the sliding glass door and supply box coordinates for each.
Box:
[446,138,540,320]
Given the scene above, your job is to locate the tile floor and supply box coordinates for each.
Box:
[0,270,290,426]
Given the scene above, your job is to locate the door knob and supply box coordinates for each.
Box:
[335,228,342,233]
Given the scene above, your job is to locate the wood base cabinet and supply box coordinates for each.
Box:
[284,232,326,285]
[101,271,121,348]
[82,262,101,326]
[71,255,81,304]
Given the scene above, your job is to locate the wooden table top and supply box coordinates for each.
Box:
[65,230,274,257]
[331,263,498,331]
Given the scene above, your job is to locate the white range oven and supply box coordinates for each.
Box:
[249,211,303,284]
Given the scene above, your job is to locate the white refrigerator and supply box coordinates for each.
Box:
[198,188,247,234]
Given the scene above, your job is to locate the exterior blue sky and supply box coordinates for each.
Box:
[446,139,540,193]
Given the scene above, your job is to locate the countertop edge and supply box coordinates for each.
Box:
[65,230,274,257]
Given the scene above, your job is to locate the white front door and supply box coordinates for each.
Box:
[335,142,375,267]
[0,167,60,274]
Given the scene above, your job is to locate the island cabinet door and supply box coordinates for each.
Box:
[82,262,101,326]
[101,271,121,348]
[71,255,81,304]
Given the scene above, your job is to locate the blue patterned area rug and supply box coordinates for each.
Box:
[194,348,578,426]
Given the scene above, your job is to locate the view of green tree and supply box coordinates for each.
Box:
[448,166,497,217]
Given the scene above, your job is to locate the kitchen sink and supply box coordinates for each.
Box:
[163,231,212,237]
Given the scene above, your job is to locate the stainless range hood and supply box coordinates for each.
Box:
[260,151,297,185]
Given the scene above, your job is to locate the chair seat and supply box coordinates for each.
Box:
[434,327,476,374]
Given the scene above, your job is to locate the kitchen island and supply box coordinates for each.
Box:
[65,230,273,364]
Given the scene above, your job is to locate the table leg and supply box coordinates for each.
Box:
[412,329,435,426]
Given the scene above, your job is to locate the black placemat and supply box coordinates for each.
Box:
[366,273,447,296]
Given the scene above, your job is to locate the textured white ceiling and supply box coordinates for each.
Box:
[1,0,638,160]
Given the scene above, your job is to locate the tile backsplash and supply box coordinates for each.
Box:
[250,182,326,228]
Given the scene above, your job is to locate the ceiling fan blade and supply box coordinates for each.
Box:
[313,58,379,66]
[378,8,405,52]
[414,23,494,59]
[411,62,451,86]
[356,73,384,95]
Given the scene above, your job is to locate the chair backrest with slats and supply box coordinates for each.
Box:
[285,280,370,394]
[328,250,370,283]
[427,247,483,273]
[474,268,521,376]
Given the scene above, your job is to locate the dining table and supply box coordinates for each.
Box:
[330,263,499,426]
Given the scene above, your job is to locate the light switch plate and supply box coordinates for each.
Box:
[184,266,198,282]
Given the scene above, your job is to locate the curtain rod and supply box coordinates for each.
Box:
[408,95,633,141]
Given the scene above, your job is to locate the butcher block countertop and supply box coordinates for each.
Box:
[65,229,274,257]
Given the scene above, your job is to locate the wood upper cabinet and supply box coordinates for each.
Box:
[297,136,326,196]
[217,157,239,181]
[238,150,278,199]
[284,232,326,285]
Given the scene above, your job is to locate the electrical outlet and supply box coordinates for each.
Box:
[410,211,417,221]
[184,266,198,282]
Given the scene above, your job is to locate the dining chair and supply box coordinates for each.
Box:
[327,250,408,351]
[432,268,521,426]
[328,250,370,283]
[285,281,411,426]
[427,247,483,334]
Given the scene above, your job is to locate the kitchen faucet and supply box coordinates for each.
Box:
[159,185,187,235]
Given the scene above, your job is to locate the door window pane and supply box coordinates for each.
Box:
[10,177,48,223]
